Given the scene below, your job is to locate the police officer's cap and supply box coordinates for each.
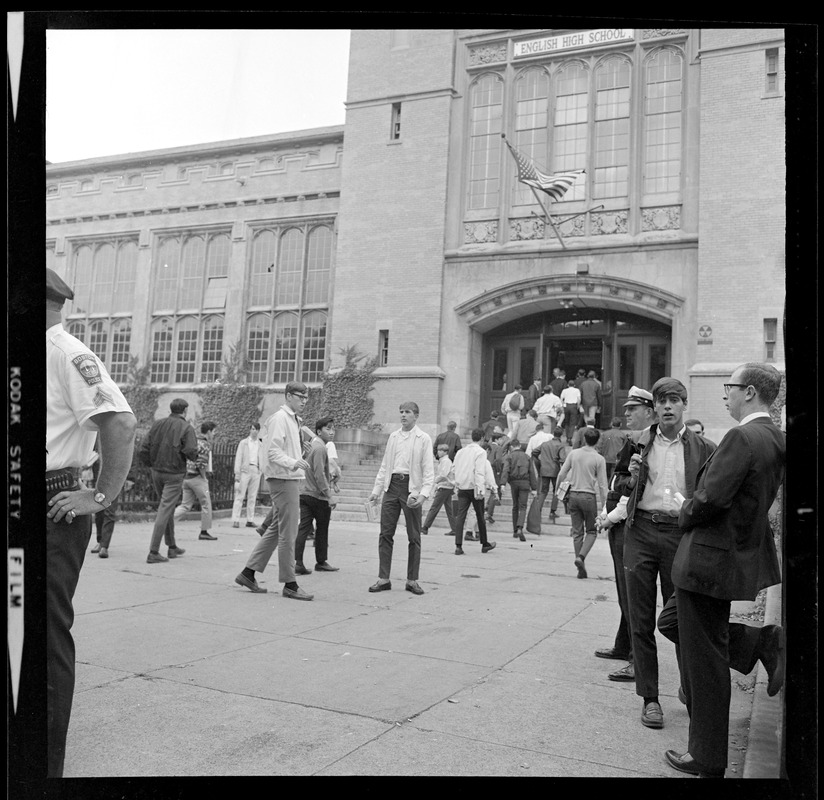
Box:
[46,268,74,303]
[623,386,654,408]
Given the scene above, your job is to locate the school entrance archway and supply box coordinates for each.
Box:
[453,274,683,428]
[483,309,670,426]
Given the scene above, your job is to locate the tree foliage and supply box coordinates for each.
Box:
[308,345,381,430]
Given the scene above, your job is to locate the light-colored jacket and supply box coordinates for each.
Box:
[452,442,488,496]
[263,405,305,480]
[372,425,435,499]
[234,436,266,475]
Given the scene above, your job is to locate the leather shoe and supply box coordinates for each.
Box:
[98,546,109,558]
[199,532,218,540]
[91,543,101,553]
[405,580,424,595]
[245,521,257,528]
[295,563,312,575]
[146,552,168,564]
[758,624,785,697]
[642,701,664,729]
[664,750,700,776]
[235,573,267,593]
[464,532,476,541]
[664,750,723,778]
[574,556,587,579]
[283,586,314,601]
[595,647,630,660]
[369,580,391,592]
[481,541,497,553]
[167,546,185,558]
[314,562,339,572]
[608,663,635,682]
[455,547,464,555]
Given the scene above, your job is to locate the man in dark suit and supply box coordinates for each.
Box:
[658,362,785,778]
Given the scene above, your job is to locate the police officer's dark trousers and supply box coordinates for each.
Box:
[47,511,92,777]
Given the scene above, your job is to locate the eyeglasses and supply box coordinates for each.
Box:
[289,392,308,400]
[723,383,749,395]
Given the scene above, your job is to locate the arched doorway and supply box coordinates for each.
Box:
[483,308,670,427]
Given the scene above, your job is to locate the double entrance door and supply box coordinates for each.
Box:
[484,324,670,427]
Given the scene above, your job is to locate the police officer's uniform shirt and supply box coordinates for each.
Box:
[47,323,132,471]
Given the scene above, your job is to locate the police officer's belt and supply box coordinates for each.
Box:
[46,467,80,494]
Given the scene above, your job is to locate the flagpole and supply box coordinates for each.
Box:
[528,186,568,249]
[502,133,569,249]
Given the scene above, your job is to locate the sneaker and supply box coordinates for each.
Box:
[232,522,240,528]
[481,541,497,553]
[455,547,464,555]
[168,546,186,558]
[199,532,218,540]
[146,552,168,563]
[245,521,257,528]
[574,556,587,579]
[98,546,109,559]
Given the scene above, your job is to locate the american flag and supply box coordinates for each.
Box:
[503,135,584,202]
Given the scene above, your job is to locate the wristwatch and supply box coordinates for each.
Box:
[93,491,111,508]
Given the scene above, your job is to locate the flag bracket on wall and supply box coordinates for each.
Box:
[502,133,601,249]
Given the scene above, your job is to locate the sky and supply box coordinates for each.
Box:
[45,28,351,164]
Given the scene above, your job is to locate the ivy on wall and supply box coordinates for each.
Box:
[309,345,381,431]
[198,384,265,445]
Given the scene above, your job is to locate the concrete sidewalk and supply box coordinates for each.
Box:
[65,513,773,778]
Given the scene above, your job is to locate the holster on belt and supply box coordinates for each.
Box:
[46,468,80,501]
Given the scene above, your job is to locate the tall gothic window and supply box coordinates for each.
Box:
[149,231,229,384]
[552,61,589,201]
[643,49,683,194]
[593,57,631,199]
[513,68,549,206]
[245,222,333,384]
[468,74,503,210]
[66,238,137,383]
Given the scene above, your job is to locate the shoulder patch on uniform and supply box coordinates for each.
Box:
[70,353,102,385]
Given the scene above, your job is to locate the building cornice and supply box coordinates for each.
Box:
[46,126,344,176]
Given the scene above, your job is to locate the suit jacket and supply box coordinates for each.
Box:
[672,417,785,600]
[372,425,435,499]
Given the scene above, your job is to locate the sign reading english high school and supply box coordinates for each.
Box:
[514,29,634,58]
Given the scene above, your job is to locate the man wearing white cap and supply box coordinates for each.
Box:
[594,386,655,682]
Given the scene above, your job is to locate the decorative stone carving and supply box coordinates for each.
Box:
[515,289,524,300]
[561,284,571,292]
[493,296,502,307]
[464,220,498,244]
[591,210,629,235]
[633,291,644,301]
[657,298,667,309]
[585,283,595,293]
[642,206,681,231]
[468,44,507,66]
[537,285,547,295]
[642,29,686,39]
[609,285,620,296]
[557,215,586,237]
[472,306,482,315]
[509,217,544,240]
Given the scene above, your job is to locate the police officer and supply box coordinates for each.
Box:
[46,268,137,776]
